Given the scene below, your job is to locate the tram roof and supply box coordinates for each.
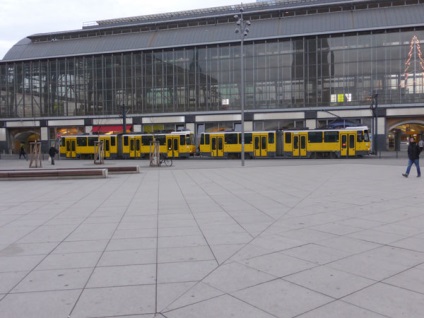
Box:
[2,0,424,62]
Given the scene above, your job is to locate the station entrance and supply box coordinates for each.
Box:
[387,120,424,151]
[9,129,40,154]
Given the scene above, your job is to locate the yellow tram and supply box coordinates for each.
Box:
[199,127,370,159]
[122,131,196,159]
[281,126,370,158]
[60,135,117,159]
[60,131,196,159]
[199,131,277,158]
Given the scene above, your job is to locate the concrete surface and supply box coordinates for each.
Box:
[0,154,423,318]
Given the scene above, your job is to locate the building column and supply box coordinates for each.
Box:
[377,117,386,151]
[40,127,49,153]
[306,119,316,129]
[0,128,6,154]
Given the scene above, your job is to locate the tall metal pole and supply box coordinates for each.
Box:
[240,21,245,166]
[370,93,378,155]
[118,104,127,159]
[122,104,126,134]
[374,93,378,155]
[235,4,250,167]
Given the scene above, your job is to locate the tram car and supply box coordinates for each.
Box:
[121,131,196,159]
[199,131,277,158]
[60,135,118,159]
[199,126,370,159]
[60,131,196,159]
[281,126,370,158]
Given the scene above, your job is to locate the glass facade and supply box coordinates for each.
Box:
[1,28,424,118]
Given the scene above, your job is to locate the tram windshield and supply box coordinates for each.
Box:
[358,130,370,142]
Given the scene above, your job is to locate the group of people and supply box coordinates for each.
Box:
[402,137,423,178]
[19,145,58,165]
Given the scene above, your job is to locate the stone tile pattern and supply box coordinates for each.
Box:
[0,157,423,318]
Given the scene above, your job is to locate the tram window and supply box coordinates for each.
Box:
[245,133,252,144]
[88,137,96,146]
[142,135,153,145]
[179,135,186,145]
[225,133,238,144]
[201,134,210,145]
[294,136,298,149]
[111,136,116,146]
[349,135,355,148]
[341,135,347,148]
[156,135,166,145]
[77,137,87,146]
[300,136,306,148]
[324,131,339,142]
[363,130,370,142]
[285,132,292,143]
[268,132,275,143]
[308,132,323,143]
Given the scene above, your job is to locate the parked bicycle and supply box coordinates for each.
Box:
[159,153,173,166]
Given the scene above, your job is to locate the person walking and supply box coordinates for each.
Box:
[402,137,421,178]
[48,146,58,165]
[19,145,27,160]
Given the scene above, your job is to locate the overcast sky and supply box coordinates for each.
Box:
[0,0,243,59]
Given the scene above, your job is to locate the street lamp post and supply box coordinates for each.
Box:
[235,5,250,167]
[118,104,127,159]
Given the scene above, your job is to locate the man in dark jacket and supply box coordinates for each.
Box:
[402,137,421,178]
[49,146,59,165]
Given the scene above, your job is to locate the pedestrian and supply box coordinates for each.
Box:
[419,137,424,152]
[48,146,58,165]
[19,145,27,160]
[402,136,421,178]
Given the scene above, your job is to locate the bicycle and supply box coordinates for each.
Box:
[159,153,173,167]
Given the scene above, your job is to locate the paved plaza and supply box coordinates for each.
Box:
[0,154,424,318]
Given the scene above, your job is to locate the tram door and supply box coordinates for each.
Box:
[129,137,141,158]
[292,133,307,157]
[340,133,356,157]
[167,136,179,158]
[211,136,224,157]
[66,139,76,158]
[102,139,110,158]
[254,135,267,157]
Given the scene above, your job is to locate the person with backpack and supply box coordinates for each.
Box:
[402,137,421,178]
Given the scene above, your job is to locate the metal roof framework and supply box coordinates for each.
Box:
[2,0,424,62]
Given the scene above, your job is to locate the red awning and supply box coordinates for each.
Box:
[91,125,132,133]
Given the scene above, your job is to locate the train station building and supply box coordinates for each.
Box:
[1,0,424,154]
